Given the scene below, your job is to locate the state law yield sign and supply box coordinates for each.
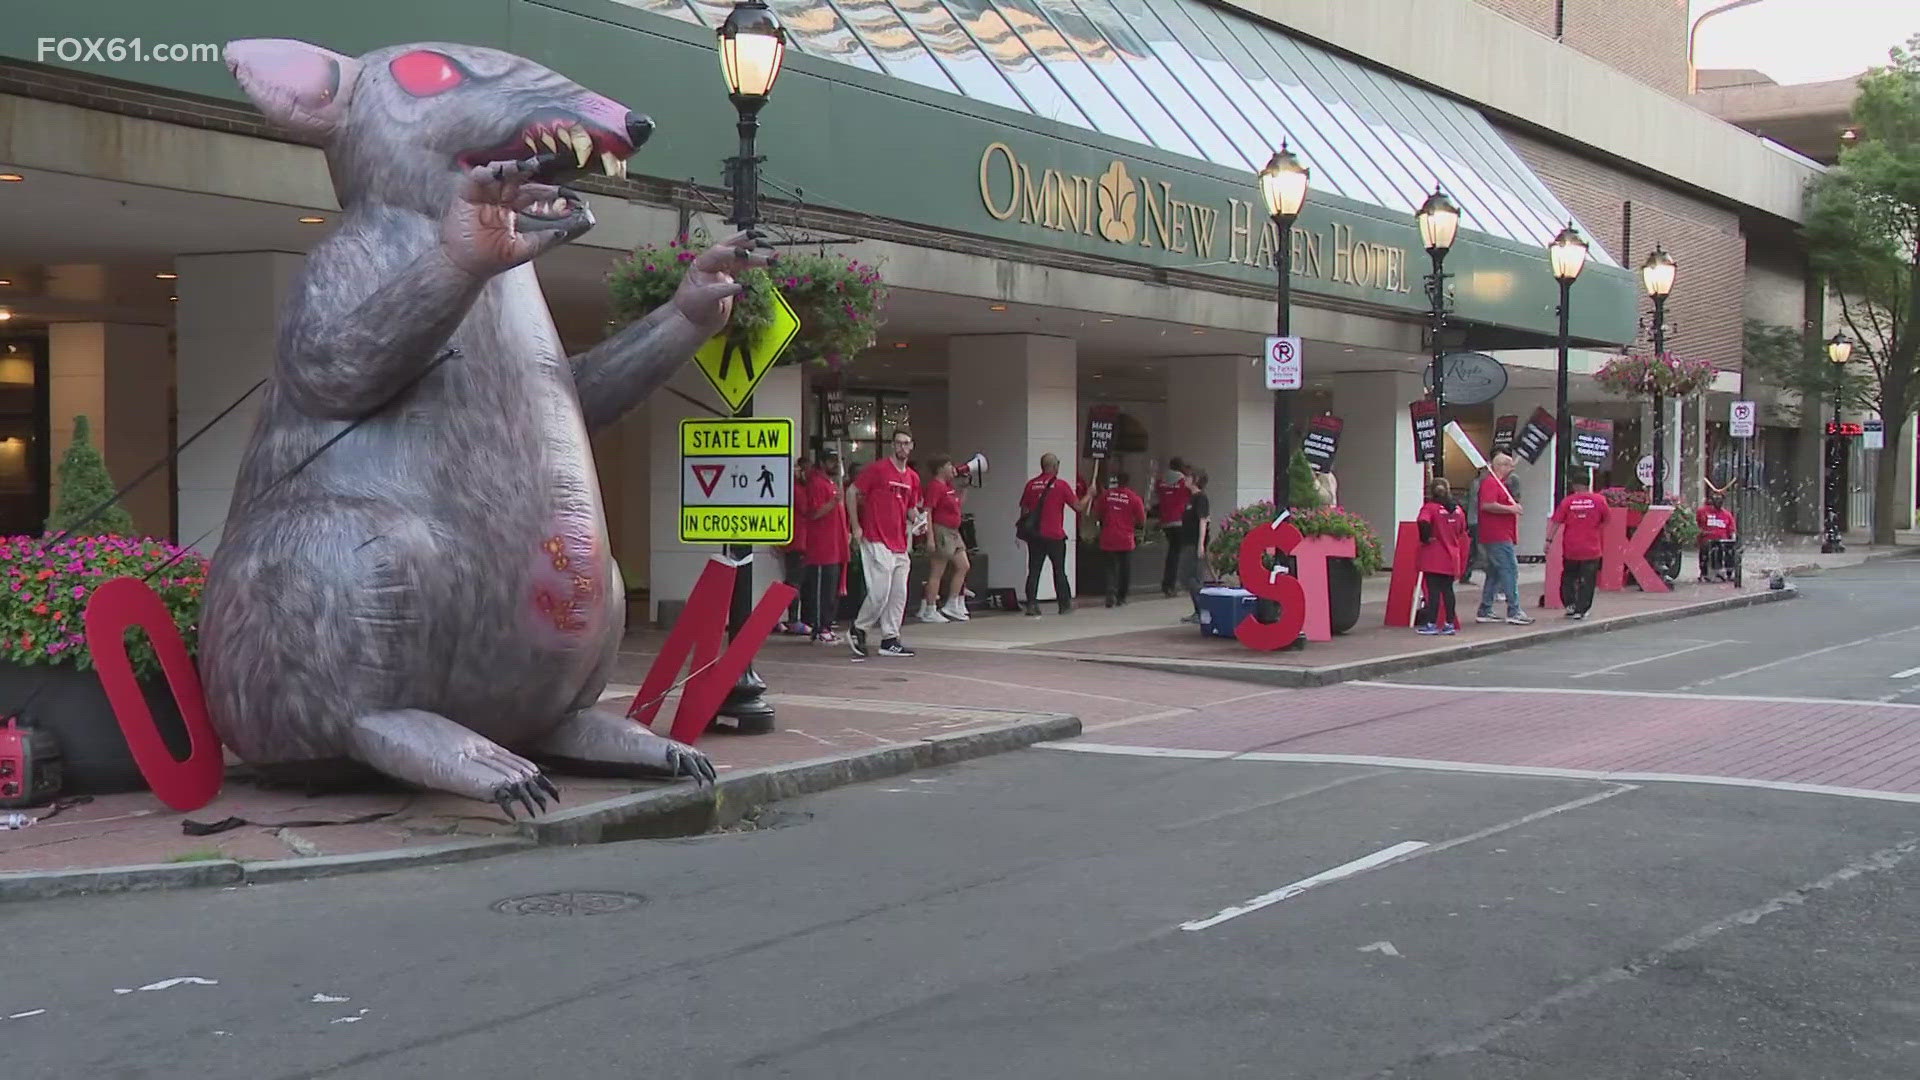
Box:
[692,288,802,414]
[680,418,794,544]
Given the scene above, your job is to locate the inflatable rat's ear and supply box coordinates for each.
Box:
[225,39,360,141]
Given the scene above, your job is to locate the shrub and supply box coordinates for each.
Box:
[46,415,134,537]
[1207,499,1385,580]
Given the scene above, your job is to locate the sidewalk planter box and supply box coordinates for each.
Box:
[1196,587,1256,639]
[1327,556,1363,635]
[0,660,187,795]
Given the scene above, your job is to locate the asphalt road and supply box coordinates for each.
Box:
[5,744,1920,1078]
[1387,556,1920,702]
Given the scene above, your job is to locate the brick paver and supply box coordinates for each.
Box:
[1071,682,1920,797]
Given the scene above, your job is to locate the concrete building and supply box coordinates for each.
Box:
[0,0,1906,622]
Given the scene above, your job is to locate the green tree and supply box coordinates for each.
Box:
[1288,445,1325,510]
[1741,317,1874,424]
[1800,33,1920,543]
[45,415,135,536]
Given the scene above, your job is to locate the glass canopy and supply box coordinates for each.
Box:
[626,0,1616,264]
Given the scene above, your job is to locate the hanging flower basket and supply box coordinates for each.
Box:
[606,230,890,373]
[1593,351,1720,398]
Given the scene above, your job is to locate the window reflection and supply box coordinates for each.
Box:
[990,0,1147,142]
[1106,0,1259,169]
[942,0,1093,128]
[1268,36,1428,214]
[765,0,886,71]
[1072,0,1241,166]
[826,0,963,93]
[892,0,1028,110]
[1230,25,1401,206]
[1032,0,1198,156]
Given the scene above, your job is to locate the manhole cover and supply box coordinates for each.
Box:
[489,891,648,916]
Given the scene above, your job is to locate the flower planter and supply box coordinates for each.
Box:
[1327,556,1363,635]
[0,659,189,794]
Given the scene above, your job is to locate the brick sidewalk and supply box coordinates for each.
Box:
[1060,682,1920,799]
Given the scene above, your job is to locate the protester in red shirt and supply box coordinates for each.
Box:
[798,449,850,645]
[1696,495,1738,582]
[844,428,922,659]
[1017,452,1093,616]
[1095,471,1149,607]
[1547,477,1611,619]
[1475,453,1532,625]
[1154,457,1193,597]
[1415,478,1469,635]
[915,455,971,624]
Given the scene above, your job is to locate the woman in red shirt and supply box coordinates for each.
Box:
[799,449,850,645]
[917,456,971,623]
[1415,478,1469,635]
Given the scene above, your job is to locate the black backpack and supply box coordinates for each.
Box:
[1015,476,1058,543]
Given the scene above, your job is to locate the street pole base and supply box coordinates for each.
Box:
[717,665,776,734]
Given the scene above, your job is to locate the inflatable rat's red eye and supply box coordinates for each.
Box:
[390,51,464,96]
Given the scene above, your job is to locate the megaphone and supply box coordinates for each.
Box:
[955,452,989,488]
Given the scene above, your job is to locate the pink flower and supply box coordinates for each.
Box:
[71,585,86,599]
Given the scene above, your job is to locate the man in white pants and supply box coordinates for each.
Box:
[844,427,921,660]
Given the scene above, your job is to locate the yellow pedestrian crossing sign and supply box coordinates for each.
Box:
[693,287,801,414]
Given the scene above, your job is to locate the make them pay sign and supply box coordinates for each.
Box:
[680,418,794,544]
[692,288,802,414]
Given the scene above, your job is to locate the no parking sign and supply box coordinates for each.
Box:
[1264,336,1301,390]
[1730,400,1756,438]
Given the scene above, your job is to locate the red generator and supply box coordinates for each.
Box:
[0,716,63,808]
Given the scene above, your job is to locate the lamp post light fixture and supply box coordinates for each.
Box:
[1823,331,1853,553]
[1417,186,1460,472]
[1259,142,1309,514]
[715,0,788,733]
[1548,222,1590,506]
[1640,245,1676,504]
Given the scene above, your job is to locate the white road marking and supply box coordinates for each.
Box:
[1181,841,1430,931]
[1039,741,1920,806]
[1358,941,1401,957]
[310,994,349,1004]
[1401,836,1920,1068]
[5,1009,45,1020]
[1350,680,1920,711]
[1680,624,1920,689]
[114,977,218,994]
[1891,665,1920,679]
[1570,640,1740,679]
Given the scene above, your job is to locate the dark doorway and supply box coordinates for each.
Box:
[0,336,50,536]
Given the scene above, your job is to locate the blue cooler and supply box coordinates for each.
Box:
[1196,587,1256,639]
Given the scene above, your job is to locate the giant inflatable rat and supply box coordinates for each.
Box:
[198,39,769,817]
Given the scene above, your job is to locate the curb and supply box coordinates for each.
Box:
[0,712,1080,904]
[1067,583,1801,689]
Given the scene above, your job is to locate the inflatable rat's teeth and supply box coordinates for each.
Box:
[538,131,558,154]
[600,151,626,179]
[568,126,592,167]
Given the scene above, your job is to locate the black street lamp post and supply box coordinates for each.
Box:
[1417,187,1460,472]
[1548,222,1590,505]
[715,0,787,732]
[1823,331,1853,553]
[1259,143,1309,513]
[1640,246,1676,504]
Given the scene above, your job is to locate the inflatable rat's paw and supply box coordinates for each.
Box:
[662,740,717,786]
[494,773,562,820]
[671,230,777,339]
[444,155,596,277]
[346,708,564,818]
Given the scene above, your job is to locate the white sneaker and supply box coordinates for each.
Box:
[916,602,948,623]
[940,598,970,621]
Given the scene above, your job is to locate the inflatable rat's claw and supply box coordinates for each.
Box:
[494,789,519,821]
[492,777,555,819]
[536,774,561,803]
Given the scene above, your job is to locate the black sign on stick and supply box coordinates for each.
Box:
[1572,417,1613,469]
[1409,399,1439,465]
[1492,415,1518,456]
[1302,414,1344,473]
[1085,405,1118,460]
[823,392,848,440]
[1513,406,1556,465]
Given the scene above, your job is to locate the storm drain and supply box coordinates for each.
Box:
[490,891,649,916]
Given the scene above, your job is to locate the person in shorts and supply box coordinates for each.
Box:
[916,455,972,623]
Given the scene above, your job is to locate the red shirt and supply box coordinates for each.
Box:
[924,478,962,529]
[1478,472,1520,544]
[1155,478,1191,527]
[1020,473,1079,542]
[801,469,848,567]
[852,458,920,554]
[1416,499,1469,575]
[1697,506,1736,541]
[1096,487,1147,551]
[1551,492,1611,561]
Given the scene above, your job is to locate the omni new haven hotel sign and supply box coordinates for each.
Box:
[978,142,1414,297]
